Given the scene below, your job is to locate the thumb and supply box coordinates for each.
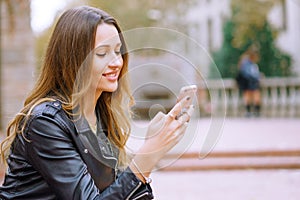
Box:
[147,112,166,138]
[149,111,165,125]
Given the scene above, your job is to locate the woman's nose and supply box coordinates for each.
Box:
[109,54,123,67]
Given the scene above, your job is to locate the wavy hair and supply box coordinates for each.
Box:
[1,6,134,164]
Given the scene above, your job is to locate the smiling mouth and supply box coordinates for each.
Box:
[102,71,119,79]
[103,73,116,77]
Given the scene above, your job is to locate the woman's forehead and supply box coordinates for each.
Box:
[94,23,121,49]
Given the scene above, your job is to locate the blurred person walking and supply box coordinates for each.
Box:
[236,45,262,117]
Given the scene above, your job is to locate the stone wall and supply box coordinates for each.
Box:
[0,0,35,131]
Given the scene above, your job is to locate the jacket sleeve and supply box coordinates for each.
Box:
[99,168,153,200]
[25,113,152,200]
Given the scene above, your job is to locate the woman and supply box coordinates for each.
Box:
[0,6,193,199]
[236,45,261,117]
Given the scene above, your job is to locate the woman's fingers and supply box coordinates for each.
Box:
[167,121,189,148]
[146,96,194,148]
[167,96,191,122]
[177,105,194,124]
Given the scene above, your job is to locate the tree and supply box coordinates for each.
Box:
[88,0,155,30]
[212,0,291,78]
[88,0,197,31]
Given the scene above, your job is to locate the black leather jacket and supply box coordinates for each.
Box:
[0,101,153,199]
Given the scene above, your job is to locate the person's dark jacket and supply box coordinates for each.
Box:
[0,100,153,199]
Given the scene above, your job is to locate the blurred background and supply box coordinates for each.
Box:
[1,0,300,199]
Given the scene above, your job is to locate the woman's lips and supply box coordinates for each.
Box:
[102,71,119,81]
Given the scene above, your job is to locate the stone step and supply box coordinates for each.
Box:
[157,150,300,171]
[163,149,300,159]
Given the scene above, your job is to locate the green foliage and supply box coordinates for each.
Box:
[88,0,197,31]
[88,0,155,30]
[211,20,243,78]
[256,22,292,77]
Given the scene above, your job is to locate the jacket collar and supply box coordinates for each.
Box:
[73,111,119,169]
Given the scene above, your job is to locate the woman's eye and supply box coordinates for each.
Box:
[96,53,106,57]
[115,51,121,55]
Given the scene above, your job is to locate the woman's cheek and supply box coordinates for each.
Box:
[93,58,107,74]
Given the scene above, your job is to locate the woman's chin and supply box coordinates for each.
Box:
[105,84,119,93]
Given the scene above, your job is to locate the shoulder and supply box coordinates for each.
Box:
[27,100,73,133]
[31,100,62,116]
[241,58,251,66]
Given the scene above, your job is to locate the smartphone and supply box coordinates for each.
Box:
[176,85,197,118]
[177,84,197,103]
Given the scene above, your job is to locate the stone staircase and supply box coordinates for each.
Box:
[158,150,300,171]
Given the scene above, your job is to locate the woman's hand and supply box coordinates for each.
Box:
[130,96,194,181]
[144,96,194,158]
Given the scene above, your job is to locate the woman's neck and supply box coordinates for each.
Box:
[83,90,101,126]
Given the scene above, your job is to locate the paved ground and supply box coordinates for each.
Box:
[128,117,300,200]
[151,169,300,200]
[128,117,300,154]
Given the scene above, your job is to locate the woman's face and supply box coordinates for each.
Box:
[91,23,123,95]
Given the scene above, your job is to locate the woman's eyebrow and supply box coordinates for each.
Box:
[95,43,122,49]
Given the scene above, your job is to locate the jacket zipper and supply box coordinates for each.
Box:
[100,137,118,180]
[125,181,142,200]
[101,153,118,180]
[131,192,151,200]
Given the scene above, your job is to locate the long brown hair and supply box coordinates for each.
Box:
[1,6,134,164]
